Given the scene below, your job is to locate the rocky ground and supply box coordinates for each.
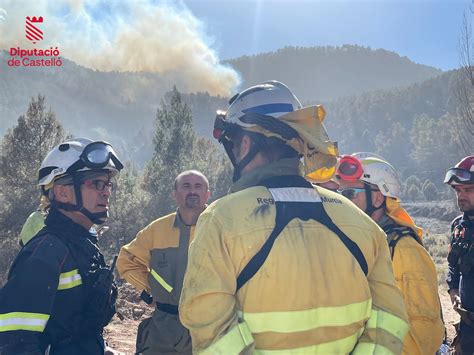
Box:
[105,205,461,354]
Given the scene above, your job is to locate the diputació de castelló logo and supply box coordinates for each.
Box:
[25,16,43,43]
[7,15,63,67]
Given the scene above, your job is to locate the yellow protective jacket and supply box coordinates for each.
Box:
[381,200,445,355]
[179,159,408,354]
[20,210,45,246]
[117,211,195,353]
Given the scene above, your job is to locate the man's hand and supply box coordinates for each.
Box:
[449,289,461,311]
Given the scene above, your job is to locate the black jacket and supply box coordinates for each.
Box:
[0,207,116,355]
[447,212,474,312]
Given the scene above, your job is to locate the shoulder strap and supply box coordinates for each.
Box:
[383,224,420,259]
[236,175,368,291]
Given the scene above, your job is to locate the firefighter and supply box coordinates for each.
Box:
[117,170,210,354]
[445,155,474,354]
[337,153,445,354]
[0,138,123,354]
[179,81,409,354]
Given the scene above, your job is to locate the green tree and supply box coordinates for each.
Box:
[142,87,197,220]
[407,184,421,202]
[403,175,421,200]
[422,179,439,201]
[405,175,422,189]
[190,137,232,201]
[0,95,66,283]
[101,163,148,259]
[374,121,411,173]
[409,113,460,181]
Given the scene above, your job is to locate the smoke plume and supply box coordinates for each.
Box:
[0,0,239,96]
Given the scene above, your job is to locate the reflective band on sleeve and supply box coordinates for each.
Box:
[366,309,409,343]
[254,329,364,354]
[352,342,393,355]
[58,269,82,290]
[150,269,173,293]
[199,320,254,355]
[269,187,321,203]
[0,312,49,332]
[239,298,371,333]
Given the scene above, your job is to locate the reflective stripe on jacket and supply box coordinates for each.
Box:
[117,211,194,353]
[179,164,408,354]
[0,208,106,354]
[117,211,194,305]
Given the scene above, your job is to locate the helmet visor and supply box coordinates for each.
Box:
[67,141,124,174]
[337,155,364,181]
[444,168,474,184]
[84,142,120,167]
[84,141,124,170]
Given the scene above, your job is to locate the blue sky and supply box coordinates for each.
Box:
[183,0,471,71]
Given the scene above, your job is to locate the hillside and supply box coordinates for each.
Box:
[1,45,441,138]
[324,69,461,181]
[0,51,170,137]
[226,45,442,102]
[0,46,462,177]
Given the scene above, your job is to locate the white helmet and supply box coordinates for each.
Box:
[213,80,338,183]
[226,80,302,127]
[38,138,123,187]
[352,152,402,199]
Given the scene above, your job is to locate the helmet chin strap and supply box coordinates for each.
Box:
[52,174,107,225]
[222,137,261,182]
[363,184,384,217]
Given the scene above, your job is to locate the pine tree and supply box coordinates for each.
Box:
[143,87,196,220]
[0,95,66,231]
[0,95,66,284]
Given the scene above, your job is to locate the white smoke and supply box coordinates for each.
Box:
[0,0,239,96]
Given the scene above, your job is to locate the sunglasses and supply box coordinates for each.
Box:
[83,179,114,192]
[337,186,379,199]
[337,187,366,199]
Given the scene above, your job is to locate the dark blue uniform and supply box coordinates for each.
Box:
[447,213,474,353]
[0,207,116,354]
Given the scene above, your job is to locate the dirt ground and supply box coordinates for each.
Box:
[105,215,460,354]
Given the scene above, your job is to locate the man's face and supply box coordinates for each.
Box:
[80,174,113,221]
[453,184,474,212]
[173,174,210,210]
[338,180,368,211]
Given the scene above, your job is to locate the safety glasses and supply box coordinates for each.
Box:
[336,155,364,181]
[337,185,379,200]
[83,179,114,192]
[67,141,124,174]
[444,168,474,184]
[337,187,366,200]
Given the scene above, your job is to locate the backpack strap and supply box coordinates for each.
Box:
[383,224,420,259]
[236,175,368,291]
